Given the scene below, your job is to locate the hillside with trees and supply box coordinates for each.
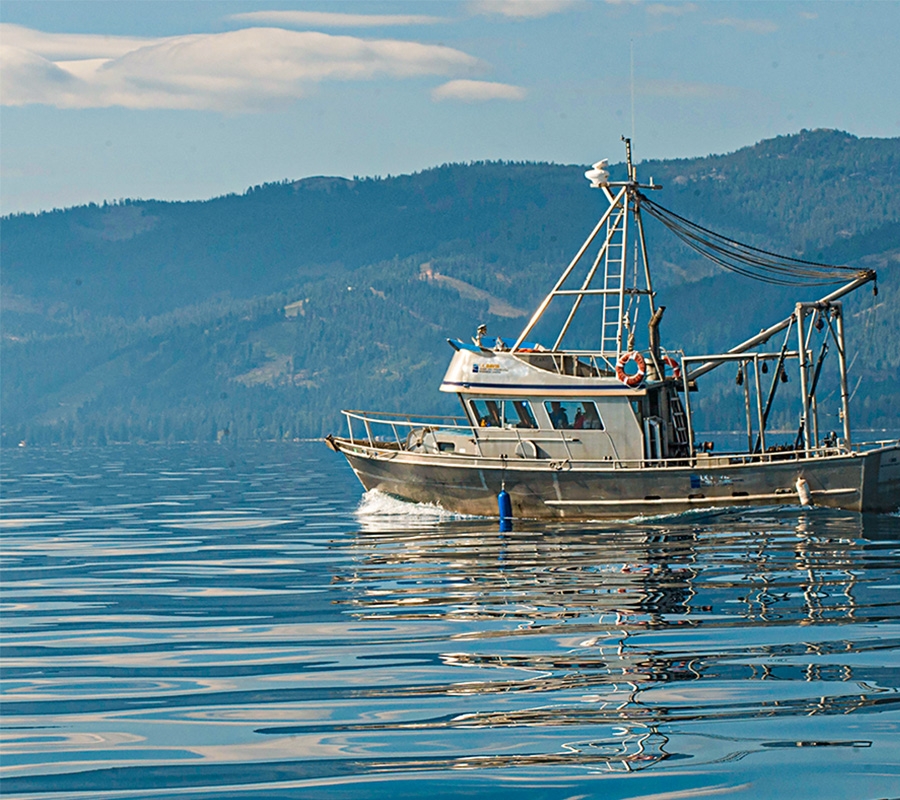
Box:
[2,129,898,446]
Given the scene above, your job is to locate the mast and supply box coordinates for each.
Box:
[511,138,662,368]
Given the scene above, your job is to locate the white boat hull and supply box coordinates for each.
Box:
[331,439,900,518]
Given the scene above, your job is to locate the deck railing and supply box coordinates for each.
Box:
[851,437,900,451]
[342,409,472,451]
[338,409,886,469]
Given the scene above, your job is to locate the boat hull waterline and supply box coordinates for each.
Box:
[332,439,900,518]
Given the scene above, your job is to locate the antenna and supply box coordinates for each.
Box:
[630,39,635,142]
[622,135,634,181]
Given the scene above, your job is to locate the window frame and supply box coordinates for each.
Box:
[543,400,604,431]
[469,398,538,429]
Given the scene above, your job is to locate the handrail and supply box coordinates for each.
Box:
[342,408,467,423]
[342,408,476,449]
[339,409,856,465]
[851,437,900,451]
[338,435,851,468]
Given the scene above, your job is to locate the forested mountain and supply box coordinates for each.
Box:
[2,129,898,446]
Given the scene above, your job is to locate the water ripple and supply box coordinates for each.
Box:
[1,443,898,799]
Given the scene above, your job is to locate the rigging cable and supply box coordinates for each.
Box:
[847,289,879,403]
[637,194,867,286]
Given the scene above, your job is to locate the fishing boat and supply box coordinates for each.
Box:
[326,139,899,518]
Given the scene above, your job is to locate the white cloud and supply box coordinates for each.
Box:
[431,79,527,102]
[467,0,580,19]
[646,3,698,17]
[0,24,482,111]
[0,24,157,59]
[706,17,779,34]
[228,11,448,28]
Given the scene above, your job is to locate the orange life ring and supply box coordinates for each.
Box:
[662,355,682,380]
[616,351,646,387]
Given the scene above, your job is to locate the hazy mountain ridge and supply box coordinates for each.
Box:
[2,129,898,445]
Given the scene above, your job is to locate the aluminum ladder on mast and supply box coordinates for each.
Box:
[600,205,628,356]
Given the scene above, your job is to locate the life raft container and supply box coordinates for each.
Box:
[662,355,682,380]
[616,351,646,387]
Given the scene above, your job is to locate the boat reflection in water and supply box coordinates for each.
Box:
[325,502,894,777]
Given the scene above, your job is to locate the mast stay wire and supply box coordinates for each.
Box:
[637,194,865,286]
[846,290,879,403]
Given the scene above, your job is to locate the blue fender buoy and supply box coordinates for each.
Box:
[498,489,512,531]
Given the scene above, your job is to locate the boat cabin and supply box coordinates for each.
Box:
[398,336,688,463]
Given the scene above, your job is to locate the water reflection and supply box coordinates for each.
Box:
[1,446,898,798]
[308,506,899,774]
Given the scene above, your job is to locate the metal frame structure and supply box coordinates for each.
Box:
[512,138,660,370]
[509,135,874,461]
[683,294,868,458]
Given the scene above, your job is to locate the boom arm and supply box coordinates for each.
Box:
[687,270,876,381]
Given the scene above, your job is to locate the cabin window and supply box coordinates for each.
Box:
[470,399,503,427]
[470,399,537,429]
[509,400,537,429]
[544,401,604,430]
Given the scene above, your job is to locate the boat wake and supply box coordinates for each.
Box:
[355,489,484,531]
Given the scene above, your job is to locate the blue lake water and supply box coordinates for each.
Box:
[1,442,899,799]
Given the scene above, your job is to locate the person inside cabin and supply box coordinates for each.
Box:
[583,403,602,429]
[574,409,585,429]
[548,402,570,429]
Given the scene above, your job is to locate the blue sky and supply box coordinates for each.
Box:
[1,0,898,215]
